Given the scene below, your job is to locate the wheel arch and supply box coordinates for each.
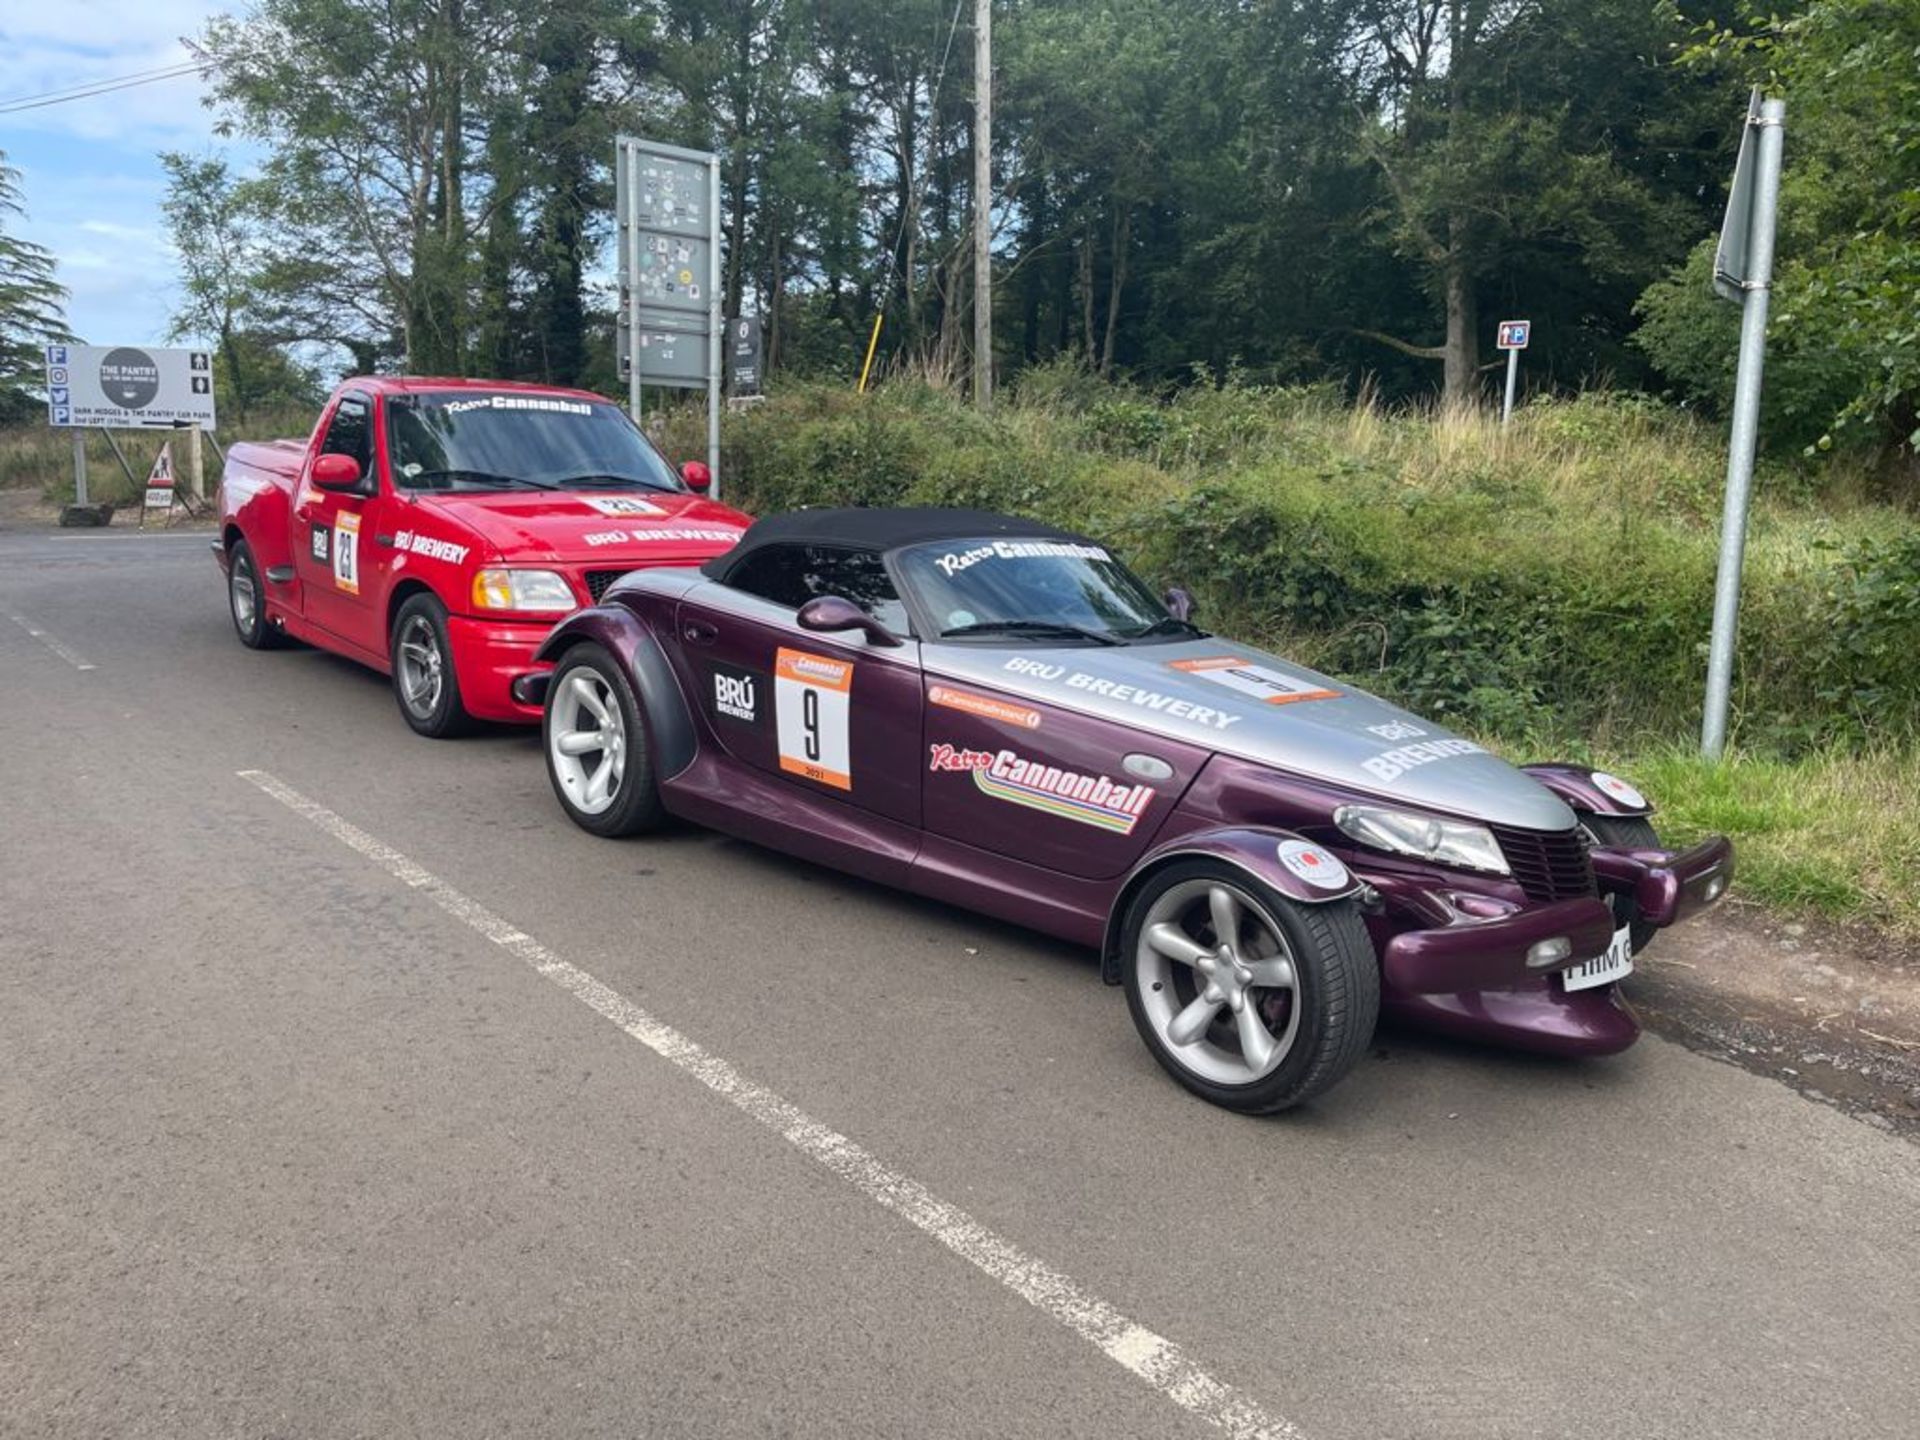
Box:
[1100,826,1366,984]
[538,603,697,780]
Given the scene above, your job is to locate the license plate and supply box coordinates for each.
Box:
[1561,925,1634,992]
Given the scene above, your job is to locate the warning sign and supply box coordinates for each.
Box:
[143,442,176,509]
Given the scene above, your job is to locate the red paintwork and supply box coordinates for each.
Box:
[214,377,751,723]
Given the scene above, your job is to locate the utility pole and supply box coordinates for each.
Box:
[973,0,992,408]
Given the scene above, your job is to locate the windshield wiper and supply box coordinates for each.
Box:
[406,469,559,491]
[554,473,676,492]
[1134,616,1208,639]
[939,619,1119,646]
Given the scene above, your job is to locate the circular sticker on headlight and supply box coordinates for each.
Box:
[1276,839,1351,890]
[1591,771,1648,809]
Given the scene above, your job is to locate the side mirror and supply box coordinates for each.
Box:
[681,460,712,492]
[312,453,365,493]
[796,594,902,648]
[1163,585,1196,623]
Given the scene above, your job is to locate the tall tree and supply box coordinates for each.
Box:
[0,152,71,423]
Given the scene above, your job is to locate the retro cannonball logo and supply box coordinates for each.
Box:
[99,347,161,409]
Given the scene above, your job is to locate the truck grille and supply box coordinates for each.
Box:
[1489,823,1596,902]
[584,569,633,602]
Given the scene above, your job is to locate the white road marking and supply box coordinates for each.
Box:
[237,768,1305,1440]
[7,613,96,670]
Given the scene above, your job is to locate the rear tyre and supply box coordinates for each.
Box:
[1581,814,1662,954]
[1121,860,1379,1113]
[390,593,474,738]
[543,642,663,838]
[227,538,284,649]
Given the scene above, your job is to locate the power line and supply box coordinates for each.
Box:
[0,61,211,116]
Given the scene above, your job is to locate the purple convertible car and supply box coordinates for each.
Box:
[519,508,1733,1111]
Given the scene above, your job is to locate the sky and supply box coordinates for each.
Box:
[0,1,251,348]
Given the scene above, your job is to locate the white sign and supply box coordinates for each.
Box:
[44,344,217,430]
[143,442,176,508]
[1496,320,1531,350]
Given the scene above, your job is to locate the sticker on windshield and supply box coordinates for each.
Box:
[332,511,361,595]
[928,684,1043,731]
[1167,656,1337,705]
[927,743,1154,834]
[582,495,665,517]
[934,538,1110,577]
[775,649,854,790]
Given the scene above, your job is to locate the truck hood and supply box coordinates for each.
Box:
[415,489,749,562]
[922,636,1575,832]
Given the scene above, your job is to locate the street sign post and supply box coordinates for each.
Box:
[728,315,763,397]
[615,135,723,498]
[1496,320,1530,425]
[46,344,217,512]
[1701,91,1786,760]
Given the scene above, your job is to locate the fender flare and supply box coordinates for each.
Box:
[1099,826,1364,985]
[1523,762,1654,819]
[534,602,697,780]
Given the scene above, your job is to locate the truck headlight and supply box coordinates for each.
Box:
[1333,804,1510,875]
[472,568,576,613]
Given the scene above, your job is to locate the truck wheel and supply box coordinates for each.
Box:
[1121,860,1378,1113]
[1581,814,1663,954]
[227,538,284,650]
[390,593,474,738]
[543,642,663,838]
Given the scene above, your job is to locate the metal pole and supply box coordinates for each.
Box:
[1501,347,1519,425]
[71,430,88,507]
[626,143,642,427]
[972,0,992,409]
[187,423,205,503]
[1702,97,1785,760]
[707,153,722,499]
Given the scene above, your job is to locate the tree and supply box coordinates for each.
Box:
[0,151,72,424]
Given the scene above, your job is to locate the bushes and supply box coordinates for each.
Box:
[710,377,1911,752]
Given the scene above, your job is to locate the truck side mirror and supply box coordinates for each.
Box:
[797,594,901,648]
[681,461,712,492]
[313,454,364,493]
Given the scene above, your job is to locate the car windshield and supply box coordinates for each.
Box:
[894,536,1194,644]
[386,393,682,493]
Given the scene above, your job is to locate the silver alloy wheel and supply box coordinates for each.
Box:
[395,614,446,718]
[549,667,626,816]
[231,551,257,631]
[1135,878,1302,1086]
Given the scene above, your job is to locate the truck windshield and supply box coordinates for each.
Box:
[386,393,682,493]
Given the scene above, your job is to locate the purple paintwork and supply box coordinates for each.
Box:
[531,528,1734,1075]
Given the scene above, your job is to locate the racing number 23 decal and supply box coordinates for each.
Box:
[333,511,362,595]
[774,648,853,791]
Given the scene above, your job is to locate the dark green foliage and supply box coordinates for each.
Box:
[0,151,71,421]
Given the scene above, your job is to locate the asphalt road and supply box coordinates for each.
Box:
[3,525,1917,1440]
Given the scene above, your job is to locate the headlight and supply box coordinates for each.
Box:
[472,568,576,613]
[1333,804,1509,875]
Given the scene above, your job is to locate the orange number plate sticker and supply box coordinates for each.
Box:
[1166,655,1338,705]
[775,648,855,790]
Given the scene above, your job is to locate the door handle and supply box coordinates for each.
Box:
[374,533,396,548]
[683,620,718,646]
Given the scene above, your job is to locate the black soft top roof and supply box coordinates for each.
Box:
[703,506,1090,579]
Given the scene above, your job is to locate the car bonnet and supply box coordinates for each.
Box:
[921,635,1575,832]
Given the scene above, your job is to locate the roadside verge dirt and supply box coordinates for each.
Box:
[1627,903,1920,1140]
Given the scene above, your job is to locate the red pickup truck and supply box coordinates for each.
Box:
[215,377,752,736]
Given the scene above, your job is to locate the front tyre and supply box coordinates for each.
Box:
[1122,860,1379,1113]
[1581,814,1663,954]
[227,538,284,649]
[543,642,663,838]
[390,592,474,738]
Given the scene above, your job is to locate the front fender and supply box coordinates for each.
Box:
[533,602,697,780]
[1523,762,1654,818]
[1099,826,1362,985]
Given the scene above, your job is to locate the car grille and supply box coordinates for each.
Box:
[584,569,633,602]
[1489,823,1596,902]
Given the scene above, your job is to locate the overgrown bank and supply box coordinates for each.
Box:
[679,376,1920,934]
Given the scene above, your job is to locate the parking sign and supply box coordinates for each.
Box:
[1497,320,1531,350]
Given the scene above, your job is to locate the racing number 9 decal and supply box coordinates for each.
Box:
[774,648,853,791]
[333,511,362,595]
